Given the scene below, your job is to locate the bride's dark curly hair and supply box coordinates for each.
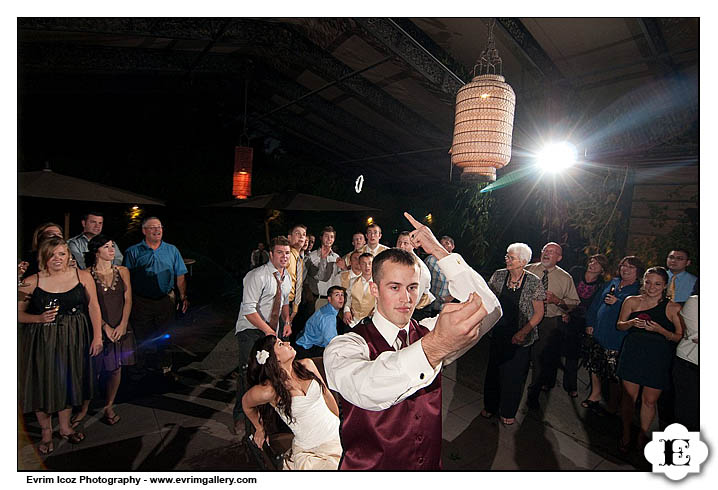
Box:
[246,335,326,434]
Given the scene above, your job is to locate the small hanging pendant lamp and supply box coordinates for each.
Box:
[451,19,516,182]
[232,80,253,199]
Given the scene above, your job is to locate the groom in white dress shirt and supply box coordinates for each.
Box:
[323,212,502,469]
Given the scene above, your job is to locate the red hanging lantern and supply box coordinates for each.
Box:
[232,146,253,199]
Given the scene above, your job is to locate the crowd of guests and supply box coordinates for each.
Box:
[478,242,698,455]
[18,212,188,455]
[19,210,699,470]
[238,220,699,469]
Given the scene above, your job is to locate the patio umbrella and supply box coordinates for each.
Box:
[209,191,379,212]
[207,191,380,243]
[19,169,166,205]
[19,168,165,236]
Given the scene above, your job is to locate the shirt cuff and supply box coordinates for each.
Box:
[401,340,441,386]
[436,252,467,279]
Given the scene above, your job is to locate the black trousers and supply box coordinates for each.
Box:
[130,293,176,370]
[672,356,699,431]
[483,334,531,418]
[562,318,583,393]
[528,316,563,398]
[233,328,265,422]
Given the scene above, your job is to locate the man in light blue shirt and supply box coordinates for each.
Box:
[666,249,697,303]
[123,217,188,376]
[296,286,346,359]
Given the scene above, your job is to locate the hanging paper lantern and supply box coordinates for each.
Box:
[232,146,253,199]
[451,20,515,182]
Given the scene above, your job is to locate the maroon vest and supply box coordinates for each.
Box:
[338,319,442,470]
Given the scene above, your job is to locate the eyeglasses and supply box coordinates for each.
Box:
[505,254,520,262]
[144,226,163,231]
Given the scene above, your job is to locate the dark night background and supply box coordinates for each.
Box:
[16,17,699,306]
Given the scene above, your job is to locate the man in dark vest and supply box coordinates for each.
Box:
[323,212,502,470]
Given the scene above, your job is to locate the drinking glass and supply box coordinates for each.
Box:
[44,298,59,326]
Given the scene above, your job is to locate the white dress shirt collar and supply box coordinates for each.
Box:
[372,309,410,348]
[266,261,285,280]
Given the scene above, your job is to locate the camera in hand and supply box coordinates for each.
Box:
[605,284,616,299]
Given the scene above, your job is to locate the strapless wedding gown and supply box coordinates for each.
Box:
[274,378,342,470]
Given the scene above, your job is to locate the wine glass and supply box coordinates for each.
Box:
[44,298,59,326]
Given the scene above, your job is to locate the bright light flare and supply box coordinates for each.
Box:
[535,142,577,173]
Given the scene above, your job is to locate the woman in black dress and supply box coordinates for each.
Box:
[616,266,683,451]
[72,235,136,426]
[18,237,103,455]
[481,243,545,425]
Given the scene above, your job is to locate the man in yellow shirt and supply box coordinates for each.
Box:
[286,224,307,336]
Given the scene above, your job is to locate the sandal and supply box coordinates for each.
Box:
[102,413,121,426]
[580,399,600,409]
[38,429,54,455]
[60,431,85,444]
[500,417,515,426]
[70,414,86,429]
[479,409,493,419]
[618,436,632,454]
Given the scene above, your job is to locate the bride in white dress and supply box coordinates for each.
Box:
[242,335,342,470]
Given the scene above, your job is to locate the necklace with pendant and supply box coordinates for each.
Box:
[507,271,525,291]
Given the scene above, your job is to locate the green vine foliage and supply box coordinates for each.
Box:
[634,199,699,273]
[444,182,495,266]
[563,168,628,262]
[516,167,628,266]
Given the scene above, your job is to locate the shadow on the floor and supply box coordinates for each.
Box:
[442,416,500,470]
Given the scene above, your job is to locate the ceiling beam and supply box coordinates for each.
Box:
[353,18,465,98]
[19,17,449,146]
[636,18,676,73]
[495,18,567,85]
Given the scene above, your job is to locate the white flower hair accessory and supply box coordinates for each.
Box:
[256,350,270,365]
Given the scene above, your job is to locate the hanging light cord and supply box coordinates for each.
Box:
[596,164,630,246]
[241,80,249,146]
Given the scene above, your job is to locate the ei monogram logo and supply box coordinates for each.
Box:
[643,423,708,481]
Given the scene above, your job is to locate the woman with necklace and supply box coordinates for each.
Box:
[242,335,342,469]
[18,237,103,455]
[72,234,136,426]
[582,256,644,415]
[616,267,682,452]
[481,243,545,425]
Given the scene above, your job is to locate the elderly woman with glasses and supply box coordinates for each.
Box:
[480,243,545,425]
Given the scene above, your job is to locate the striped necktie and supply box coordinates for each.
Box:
[542,269,549,316]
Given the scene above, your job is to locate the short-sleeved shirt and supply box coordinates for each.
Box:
[123,240,187,299]
[667,270,698,303]
[525,263,579,318]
